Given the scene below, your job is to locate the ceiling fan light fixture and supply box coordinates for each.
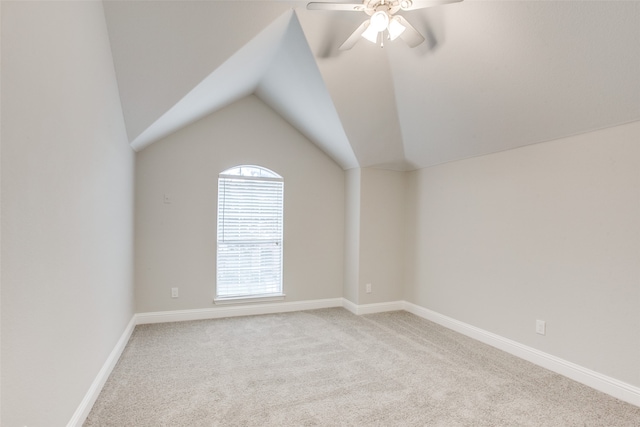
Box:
[370,10,389,32]
[311,0,447,50]
[361,10,389,43]
[388,16,406,40]
[361,22,380,43]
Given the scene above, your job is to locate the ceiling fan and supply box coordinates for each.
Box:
[307,0,462,50]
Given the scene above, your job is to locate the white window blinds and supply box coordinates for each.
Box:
[216,166,284,299]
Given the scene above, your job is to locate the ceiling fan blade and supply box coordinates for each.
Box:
[395,15,425,48]
[400,0,462,11]
[307,2,366,11]
[339,20,370,50]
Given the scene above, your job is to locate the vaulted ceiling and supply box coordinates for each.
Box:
[103,0,640,171]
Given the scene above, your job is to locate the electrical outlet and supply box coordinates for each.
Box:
[536,319,546,335]
[171,287,179,298]
[365,283,372,293]
[164,193,172,204]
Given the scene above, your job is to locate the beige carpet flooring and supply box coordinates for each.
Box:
[84,308,640,426]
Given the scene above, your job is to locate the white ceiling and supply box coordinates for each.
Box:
[103,0,640,171]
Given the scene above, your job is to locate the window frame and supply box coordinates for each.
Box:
[214,165,285,304]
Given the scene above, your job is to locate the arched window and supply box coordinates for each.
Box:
[216,165,284,301]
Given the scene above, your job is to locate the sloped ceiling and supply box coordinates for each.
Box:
[103,0,640,171]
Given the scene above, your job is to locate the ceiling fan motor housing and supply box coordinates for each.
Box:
[364,0,401,16]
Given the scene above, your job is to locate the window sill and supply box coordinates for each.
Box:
[213,293,286,305]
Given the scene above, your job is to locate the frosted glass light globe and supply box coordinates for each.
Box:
[369,11,390,32]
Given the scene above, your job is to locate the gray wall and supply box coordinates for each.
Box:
[343,168,360,304]
[405,121,640,387]
[134,95,345,313]
[344,168,406,305]
[1,2,135,426]
[359,168,406,304]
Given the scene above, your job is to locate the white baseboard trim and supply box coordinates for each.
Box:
[67,315,137,427]
[136,297,344,325]
[403,301,640,408]
[342,299,404,315]
[342,298,358,314]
